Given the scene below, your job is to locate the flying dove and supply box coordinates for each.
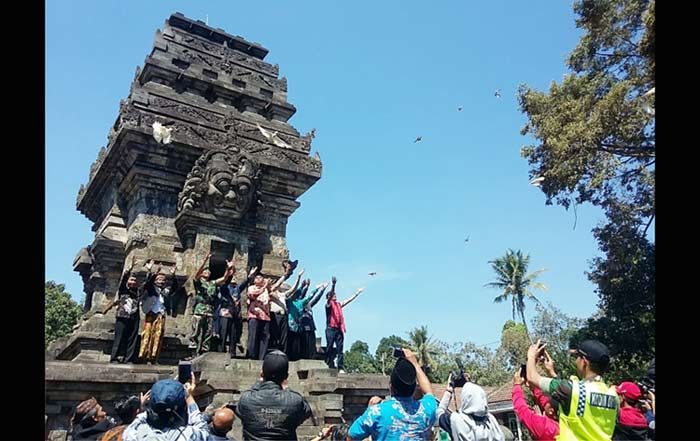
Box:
[256,123,292,149]
[530,176,545,187]
[152,122,173,144]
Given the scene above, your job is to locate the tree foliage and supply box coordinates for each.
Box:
[518,0,655,231]
[45,281,83,348]
[498,321,530,370]
[344,340,379,374]
[573,212,655,383]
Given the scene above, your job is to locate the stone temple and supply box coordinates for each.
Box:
[45,13,519,440]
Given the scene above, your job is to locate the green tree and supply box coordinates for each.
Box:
[406,326,441,375]
[45,281,83,348]
[531,302,585,379]
[375,335,410,376]
[456,342,509,387]
[498,320,530,370]
[344,341,379,374]
[517,0,655,232]
[485,249,547,335]
[573,212,655,383]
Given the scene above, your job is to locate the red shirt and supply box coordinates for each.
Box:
[512,385,559,441]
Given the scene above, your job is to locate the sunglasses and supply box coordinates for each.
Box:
[570,350,588,359]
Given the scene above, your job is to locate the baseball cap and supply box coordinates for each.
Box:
[570,340,610,366]
[150,379,186,410]
[263,350,289,382]
[616,382,642,401]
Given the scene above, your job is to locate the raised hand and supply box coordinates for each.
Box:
[140,390,151,409]
[170,265,177,275]
[513,368,524,386]
[298,268,305,277]
[248,266,258,278]
[144,259,154,272]
[130,256,137,270]
[356,287,366,294]
[332,276,337,285]
[183,373,197,397]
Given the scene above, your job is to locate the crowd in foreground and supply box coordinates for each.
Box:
[60,338,656,441]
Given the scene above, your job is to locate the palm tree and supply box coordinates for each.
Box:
[407,326,440,371]
[485,249,547,336]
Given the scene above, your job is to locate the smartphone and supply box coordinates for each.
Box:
[392,347,405,358]
[178,361,192,384]
[520,364,527,379]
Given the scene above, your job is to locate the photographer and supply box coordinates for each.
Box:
[512,367,558,441]
[436,369,505,441]
[612,382,649,440]
[526,339,618,441]
[348,348,437,440]
[235,350,313,440]
[122,374,209,441]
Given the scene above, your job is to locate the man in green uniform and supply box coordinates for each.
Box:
[526,339,619,441]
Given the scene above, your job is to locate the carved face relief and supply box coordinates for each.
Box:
[177,149,260,218]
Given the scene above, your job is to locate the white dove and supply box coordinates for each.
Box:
[256,123,291,149]
[530,176,545,187]
[152,122,173,144]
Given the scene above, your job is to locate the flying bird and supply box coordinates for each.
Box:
[464,236,470,243]
[414,136,423,143]
[494,89,502,99]
[530,176,545,187]
[152,122,173,144]
[457,105,463,111]
[256,123,292,149]
[368,272,377,277]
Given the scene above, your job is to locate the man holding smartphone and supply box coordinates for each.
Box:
[348,348,437,440]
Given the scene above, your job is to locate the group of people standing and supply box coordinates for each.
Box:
[107,254,366,371]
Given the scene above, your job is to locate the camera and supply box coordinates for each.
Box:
[391,346,405,358]
[638,378,655,395]
[449,358,468,388]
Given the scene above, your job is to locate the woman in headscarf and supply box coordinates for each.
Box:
[437,380,505,441]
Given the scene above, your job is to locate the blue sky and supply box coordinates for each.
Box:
[46,1,609,353]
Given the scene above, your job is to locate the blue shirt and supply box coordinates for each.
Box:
[349,394,438,441]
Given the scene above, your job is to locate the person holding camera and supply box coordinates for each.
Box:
[611,382,650,440]
[123,374,209,441]
[512,367,559,441]
[436,369,505,441]
[348,348,437,440]
[235,350,313,440]
[526,339,618,441]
